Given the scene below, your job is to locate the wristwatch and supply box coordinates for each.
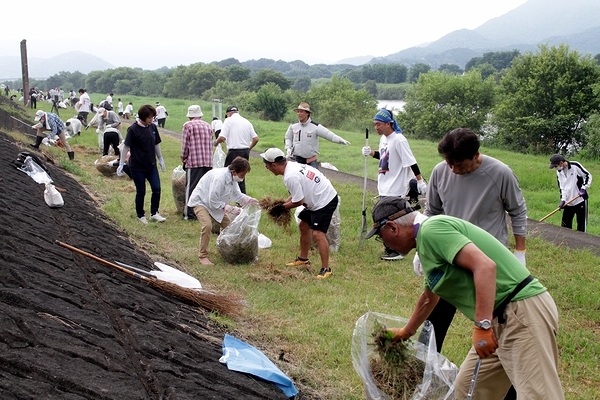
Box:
[474,319,492,330]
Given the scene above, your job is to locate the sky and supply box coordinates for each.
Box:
[1,0,528,70]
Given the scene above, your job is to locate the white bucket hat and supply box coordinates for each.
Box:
[186,105,203,118]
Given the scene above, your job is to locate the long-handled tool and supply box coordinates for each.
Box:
[466,357,482,400]
[115,261,202,289]
[539,195,580,222]
[55,240,243,317]
[358,128,369,247]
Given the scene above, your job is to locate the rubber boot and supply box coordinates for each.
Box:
[30,136,43,149]
[67,151,75,160]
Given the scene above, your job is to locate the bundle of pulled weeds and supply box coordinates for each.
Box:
[370,322,425,400]
[94,155,118,176]
[259,195,291,226]
[217,224,259,264]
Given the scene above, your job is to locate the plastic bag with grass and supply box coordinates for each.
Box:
[172,165,186,214]
[216,204,261,264]
[352,311,458,400]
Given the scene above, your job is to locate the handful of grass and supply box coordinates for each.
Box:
[370,322,425,399]
[259,196,291,226]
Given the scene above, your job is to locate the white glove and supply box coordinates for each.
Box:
[242,197,260,206]
[337,138,350,146]
[417,179,427,195]
[413,253,424,277]
[513,250,526,266]
[116,163,124,176]
[96,128,100,134]
[286,148,292,158]
[224,204,241,216]
[362,146,371,156]
[158,157,166,172]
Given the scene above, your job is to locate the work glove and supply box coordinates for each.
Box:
[559,200,566,209]
[337,138,350,146]
[513,249,526,266]
[224,204,241,216]
[579,188,588,200]
[96,128,100,134]
[362,146,371,156]
[242,197,260,206]
[472,326,498,358]
[212,140,218,147]
[116,163,124,177]
[286,148,293,158]
[158,157,166,172]
[417,179,427,195]
[269,204,286,217]
[412,252,424,277]
[386,327,412,343]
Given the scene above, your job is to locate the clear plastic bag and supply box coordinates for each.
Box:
[213,143,226,168]
[351,311,458,400]
[172,165,187,214]
[18,156,53,184]
[216,205,261,264]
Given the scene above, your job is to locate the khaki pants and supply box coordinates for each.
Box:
[193,205,231,259]
[455,292,564,400]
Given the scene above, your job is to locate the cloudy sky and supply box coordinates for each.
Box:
[1,0,527,69]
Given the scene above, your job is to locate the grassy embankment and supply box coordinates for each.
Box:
[12,96,600,399]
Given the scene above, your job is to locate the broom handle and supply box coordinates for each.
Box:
[55,240,151,282]
[539,195,580,222]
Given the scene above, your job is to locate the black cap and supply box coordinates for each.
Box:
[549,154,566,169]
[226,106,239,113]
[365,196,415,239]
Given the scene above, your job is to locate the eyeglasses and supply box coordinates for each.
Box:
[374,223,388,243]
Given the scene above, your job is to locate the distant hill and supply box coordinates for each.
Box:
[0,51,114,80]
[372,0,600,68]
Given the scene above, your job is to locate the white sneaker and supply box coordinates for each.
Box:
[150,213,166,222]
[138,216,148,224]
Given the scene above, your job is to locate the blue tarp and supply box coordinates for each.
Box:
[220,334,298,398]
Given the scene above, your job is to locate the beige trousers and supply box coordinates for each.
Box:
[455,292,564,400]
[193,205,231,259]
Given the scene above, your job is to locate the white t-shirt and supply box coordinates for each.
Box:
[377,132,417,197]
[218,113,258,149]
[283,161,337,211]
[211,119,223,132]
[156,105,167,119]
[78,92,91,112]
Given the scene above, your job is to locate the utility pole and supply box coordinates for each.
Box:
[20,40,30,108]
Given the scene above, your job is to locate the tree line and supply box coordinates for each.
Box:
[6,46,600,156]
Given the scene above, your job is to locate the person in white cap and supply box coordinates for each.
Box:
[549,153,592,232]
[181,105,214,220]
[31,110,74,160]
[284,102,350,169]
[261,147,339,279]
[155,102,168,128]
[96,107,123,156]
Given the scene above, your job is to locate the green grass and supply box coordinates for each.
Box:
[17,98,600,399]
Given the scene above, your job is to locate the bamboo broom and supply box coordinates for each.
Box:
[55,240,244,318]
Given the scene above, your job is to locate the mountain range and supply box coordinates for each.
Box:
[357,0,600,68]
[1,0,599,80]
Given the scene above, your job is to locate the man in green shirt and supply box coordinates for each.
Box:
[365,196,563,399]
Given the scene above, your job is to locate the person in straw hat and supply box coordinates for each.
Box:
[284,102,350,169]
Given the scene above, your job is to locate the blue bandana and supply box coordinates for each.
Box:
[373,109,402,133]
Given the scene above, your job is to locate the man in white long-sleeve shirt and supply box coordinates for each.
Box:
[187,157,259,265]
[284,102,350,169]
[549,153,592,232]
